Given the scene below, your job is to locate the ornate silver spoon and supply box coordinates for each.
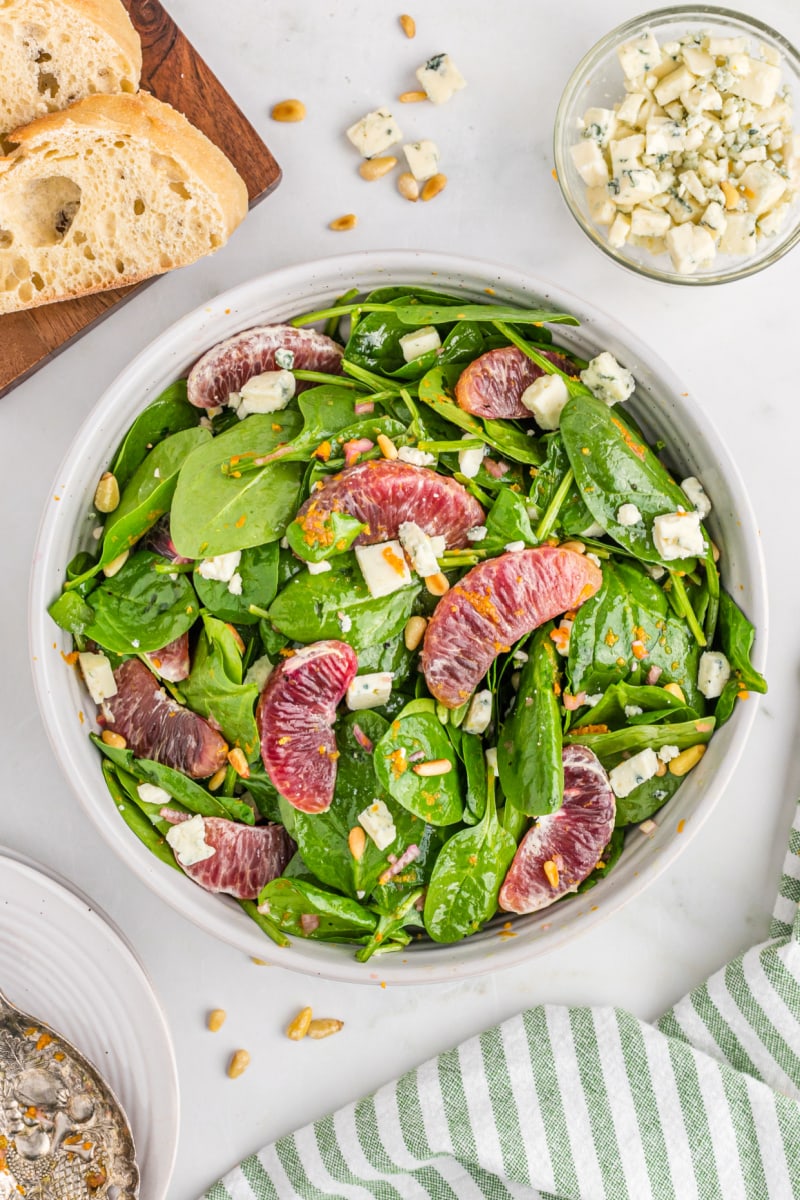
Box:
[0,987,139,1198]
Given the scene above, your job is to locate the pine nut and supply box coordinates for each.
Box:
[377,433,398,460]
[560,540,585,554]
[397,172,420,202]
[662,682,685,703]
[399,90,427,103]
[399,13,416,37]
[207,1008,227,1032]
[102,549,129,577]
[100,729,126,749]
[639,819,657,835]
[359,156,397,181]
[329,213,358,231]
[307,1018,344,1040]
[271,99,306,122]
[412,758,452,777]
[404,615,427,651]
[710,540,721,563]
[94,472,120,513]
[668,744,706,777]
[208,766,227,792]
[227,1049,251,1078]
[286,1006,313,1041]
[227,747,250,778]
[543,859,559,888]
[421,173,447,202]
[425,571,450,597]
[348,826,366,861]
[655,760,667,777]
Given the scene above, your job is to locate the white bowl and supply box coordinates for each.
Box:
[30,251,767,985]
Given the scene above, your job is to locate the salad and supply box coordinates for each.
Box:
[48,284,767,961]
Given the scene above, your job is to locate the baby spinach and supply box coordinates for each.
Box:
[528,433,596,535]
[356,889,425,962]
[357,636,415,689]
[91,734,254,823]
[268,553,420,650]
[567,558,701,706]
[482,489,536,551]
[285,508,366,564]
[194,542,279,624]
[418,366,541,466]
[392,303,580,328]
[244,761,282,823]
[613,771,684,827]
[717,592,767,694]
[48,590,95,644]
[423,767,516,942]
[245,385,370,467]
[282,712,424,899]
[566,716,715,767]
[482,420,543,467]
[170,412,304,558]
[70,426,211,588]
[83,551,199,654]
[110,381,199,491]
[561,394,699,572]
[498,626,564,815]
[460,732,488,824]
[102,760,179,870]
[258,878,377,940]
[374,709,463,826]
[577,680,697,730]
[347,300,484,379]
[180,615,260,760]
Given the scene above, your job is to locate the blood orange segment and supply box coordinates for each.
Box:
[187,325,344,408]
[161,812,295,899]
[144,632,190,682]
[421,546,602,707]
[455,346,576,419]
[293,460,484,552]
[498,744,615,913]
[257,641,359,814]
[103,659,228,779]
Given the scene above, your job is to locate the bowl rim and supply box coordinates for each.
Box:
[553,4,800,286]
[29,248,769,984]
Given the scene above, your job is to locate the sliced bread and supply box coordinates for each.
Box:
[0,0,142,146]
[0,91,248,313]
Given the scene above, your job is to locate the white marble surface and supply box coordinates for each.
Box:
[2,1,799,1195]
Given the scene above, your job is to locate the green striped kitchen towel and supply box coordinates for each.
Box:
[205,804,800,1199]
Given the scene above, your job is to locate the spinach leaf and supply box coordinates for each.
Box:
[482,420,543,466]
[241,385,370,467]
[243,761,282,823]
[356,889,425,962]
[373,709,463,826]
[423,768,515,942]
[392,304,580,327]
[561,394,699,571]
[528,433,596,535]
[482,489,536,551]
[613,770,683,827]
[258,878,377,941]
[268,553,421,650]
[347,302,484,380]
[577,680,697,730]
[567,558,701,706]
[282,712,426,899]
[194,542,279,624]
[48,590,95,643]
[170,412,304,557]
[357,636,415,689]
[83,551,199,654]
[363,286,465,306]
[180,615,260,759]
[101,760,179,870]
[111,381,199,491]
[417,366,542,466]
[461,732,487,824]
[565,716,715,767]
[498,625,563,815]
[285,508,366,564]
[718,592,767,695]
[91,734,255,823]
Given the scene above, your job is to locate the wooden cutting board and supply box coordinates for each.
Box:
[0,0,281,399]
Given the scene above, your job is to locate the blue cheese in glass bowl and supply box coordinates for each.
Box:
[554,8,800,284]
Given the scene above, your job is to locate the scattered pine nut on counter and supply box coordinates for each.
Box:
[570,29,799,273]
[329,213,358,231]
[227,1049,251,1078]
[207,1008,226,1033]
[399,14,415,39]
[286,1006,313,1041]
[271,99,306,122]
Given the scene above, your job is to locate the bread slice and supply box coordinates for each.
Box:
[0,92,248,313]
[0,0,142,146]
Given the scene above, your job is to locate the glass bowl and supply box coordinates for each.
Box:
[554,6,800,284]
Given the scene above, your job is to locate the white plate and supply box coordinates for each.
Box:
[29,250,768,984]
[0,847,178,1199]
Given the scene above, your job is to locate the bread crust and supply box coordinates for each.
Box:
[2,92,248,237]
[0,93,248,312]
